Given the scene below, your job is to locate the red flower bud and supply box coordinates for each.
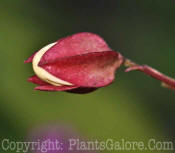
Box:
[25,32,123,93]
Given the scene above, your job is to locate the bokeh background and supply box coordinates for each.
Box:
[0,0,175,153]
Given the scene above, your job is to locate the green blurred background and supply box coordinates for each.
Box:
[0,0,174,153]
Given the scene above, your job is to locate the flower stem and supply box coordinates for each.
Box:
[124,58,175,90]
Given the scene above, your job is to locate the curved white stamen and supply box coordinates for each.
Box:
[32,42,73,86]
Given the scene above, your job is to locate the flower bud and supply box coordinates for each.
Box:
[25,32,123,93]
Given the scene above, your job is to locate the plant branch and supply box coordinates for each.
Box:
[124,58,175,90]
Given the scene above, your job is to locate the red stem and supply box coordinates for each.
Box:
[124,59,175,90]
